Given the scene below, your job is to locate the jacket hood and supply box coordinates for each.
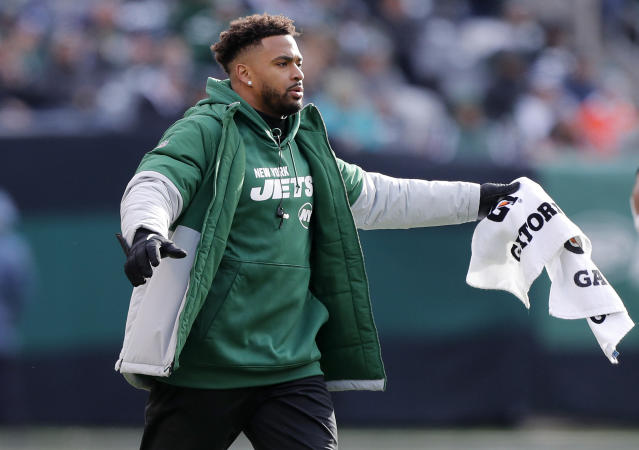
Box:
[192,78,301,147]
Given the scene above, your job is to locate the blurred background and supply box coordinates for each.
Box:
[1,0,639,447]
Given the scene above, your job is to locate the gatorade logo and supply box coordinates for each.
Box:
[564,237,585,254]
[298,202,313,229]
[486,196,519,222]
[590,315,607,324]
[573,269,608,287]
[510,202,561,262]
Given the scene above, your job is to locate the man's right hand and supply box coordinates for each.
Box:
[117,228,187,287]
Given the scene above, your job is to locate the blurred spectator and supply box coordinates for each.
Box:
[483,51,528,121]
[0,0,638,164]
[0,189,34,423]
[513,67,579,158]
[564,56,597,102]
[451,99,492,162]
[573,69,639,156]
[0,98,33,132]
[313,67,388,152]
[373,0,432,83]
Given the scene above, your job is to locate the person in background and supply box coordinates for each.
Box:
[0,189,33,424]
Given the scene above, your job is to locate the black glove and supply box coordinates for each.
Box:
[116,228,187,287]
[478,181,520,220]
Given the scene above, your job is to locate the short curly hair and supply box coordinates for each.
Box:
[211,14,299,74]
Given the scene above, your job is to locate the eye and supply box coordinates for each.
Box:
[276,62,287,67]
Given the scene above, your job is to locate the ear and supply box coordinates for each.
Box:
[235,63,253,87]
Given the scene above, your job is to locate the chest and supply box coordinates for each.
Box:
[223,123,314,262]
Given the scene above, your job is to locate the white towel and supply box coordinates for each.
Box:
[467,177,634,363]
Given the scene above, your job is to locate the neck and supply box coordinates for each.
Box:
[257,109,287,131]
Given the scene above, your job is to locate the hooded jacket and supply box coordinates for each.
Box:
[116,78,480,391]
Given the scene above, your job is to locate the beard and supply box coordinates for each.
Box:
[260,82,303,117]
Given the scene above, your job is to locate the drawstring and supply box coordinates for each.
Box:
[272,128,289,229]
[272,128,302,229]
[288,141,301,192]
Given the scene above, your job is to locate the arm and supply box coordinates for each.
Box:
[120,172,183,245]
[352,171,480,229]
[121,116,219,243]
[119,116,218,285]
[337,159,480,230]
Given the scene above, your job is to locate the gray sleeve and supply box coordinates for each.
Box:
[350,171,480,230]
[120,171,184,245]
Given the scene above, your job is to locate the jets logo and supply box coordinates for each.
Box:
[487,195,519,222]
[298,203,313,229]
[250,174,313,201]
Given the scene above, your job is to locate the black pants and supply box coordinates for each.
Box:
[140,375,338,450]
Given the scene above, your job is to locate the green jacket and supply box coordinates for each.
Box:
[115,78,386,391]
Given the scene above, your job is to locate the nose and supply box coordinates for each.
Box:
[292,64,304,82]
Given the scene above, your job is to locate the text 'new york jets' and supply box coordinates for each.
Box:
[250,166,313,201]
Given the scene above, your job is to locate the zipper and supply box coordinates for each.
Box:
[273,128,300,229]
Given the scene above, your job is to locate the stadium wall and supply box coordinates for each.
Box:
[1,136,638,425]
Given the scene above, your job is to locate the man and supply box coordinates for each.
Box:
[116,14,518,450]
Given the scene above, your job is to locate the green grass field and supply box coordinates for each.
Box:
[1,422,638,450]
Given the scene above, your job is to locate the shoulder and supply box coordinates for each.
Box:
[155,105,231,151]
[298,104,326,132]
[181,105,226,135]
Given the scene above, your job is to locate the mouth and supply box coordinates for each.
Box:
[288,84,304,100]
